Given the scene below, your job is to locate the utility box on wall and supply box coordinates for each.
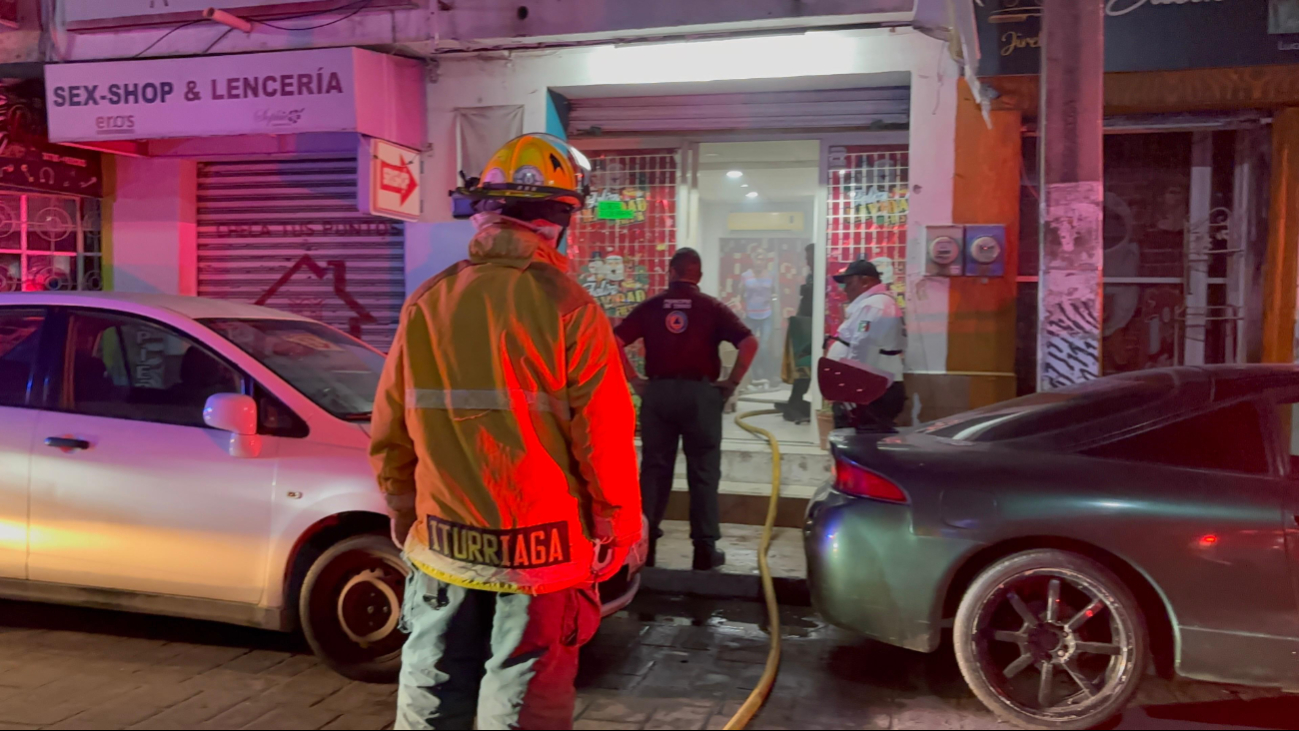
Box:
[925,225,964,276]
[964,224,1006,277]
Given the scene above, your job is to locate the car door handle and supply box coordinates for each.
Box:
[45,436,91,451]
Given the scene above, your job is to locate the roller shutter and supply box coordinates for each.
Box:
[197,156,404,350]
[566,87,910,136]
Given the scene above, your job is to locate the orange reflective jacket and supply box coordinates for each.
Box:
[370,214,641,595]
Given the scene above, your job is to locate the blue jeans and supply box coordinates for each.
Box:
[396,566,601,730]
[744,315,775,383]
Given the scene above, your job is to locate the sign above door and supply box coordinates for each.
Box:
[978,0,1299,76]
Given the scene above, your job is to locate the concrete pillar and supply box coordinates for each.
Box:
[1263,108,1299,363]
[109,157,197,296]
[1037,0,1104,390]
[948,79,1021,409]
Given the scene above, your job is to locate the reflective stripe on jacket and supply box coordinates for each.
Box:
[370,214,642,595]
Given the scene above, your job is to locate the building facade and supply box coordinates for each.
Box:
[25,0,1299,430]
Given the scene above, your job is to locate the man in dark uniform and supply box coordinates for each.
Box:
[782,243,815,422]
[615,248,758,570]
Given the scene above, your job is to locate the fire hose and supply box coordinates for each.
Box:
[722,408,785,730]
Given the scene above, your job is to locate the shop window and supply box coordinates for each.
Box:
[0,193,101,293]
[824,146,908,340]
[568,149,679,374]
[1016,130,1252,394]
[1082,401,1267,475]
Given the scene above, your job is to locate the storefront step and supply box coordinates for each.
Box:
[663,479,817,529]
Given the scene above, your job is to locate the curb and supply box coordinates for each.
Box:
[639,567,811,606]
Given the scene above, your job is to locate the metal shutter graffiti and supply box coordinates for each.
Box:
[197,157,404,350]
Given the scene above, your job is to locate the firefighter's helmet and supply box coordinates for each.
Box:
[456,133,591,210]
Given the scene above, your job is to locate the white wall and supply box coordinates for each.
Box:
[110,158,197,296]
[417,27,958,373]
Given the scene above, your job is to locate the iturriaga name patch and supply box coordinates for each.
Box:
[426,517,571,568]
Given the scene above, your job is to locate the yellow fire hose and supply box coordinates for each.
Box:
[723,408,785,730]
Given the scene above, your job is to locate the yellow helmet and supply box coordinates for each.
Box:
[459,133,591,209]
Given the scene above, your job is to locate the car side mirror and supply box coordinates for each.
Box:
[204,393,263,458]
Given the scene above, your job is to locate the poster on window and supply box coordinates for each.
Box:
[577,251,651,320]
[824,147,909,341]
[568,149,679,325]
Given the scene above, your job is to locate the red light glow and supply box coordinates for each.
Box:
[1199,534,1218,546]
[834,459,908,504]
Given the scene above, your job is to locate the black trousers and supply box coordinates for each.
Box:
[639,379,724,544]
[784,377,811,420]
[833,381,907,431]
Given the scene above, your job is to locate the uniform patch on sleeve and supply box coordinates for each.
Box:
[426,517,571,568]
[858,321,871,333]
[666,310,689,333]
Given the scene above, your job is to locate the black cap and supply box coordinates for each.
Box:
[832,259,882,283]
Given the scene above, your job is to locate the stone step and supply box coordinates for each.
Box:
[639,520,809,606]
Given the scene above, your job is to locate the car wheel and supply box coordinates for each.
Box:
[953,550,1148,730]
[300,534,409,683]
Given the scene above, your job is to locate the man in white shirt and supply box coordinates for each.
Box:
[825,260,906,429]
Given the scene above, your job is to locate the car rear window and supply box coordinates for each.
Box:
[918,373,1177,443]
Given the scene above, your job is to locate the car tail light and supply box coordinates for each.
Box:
[834,458,908,504]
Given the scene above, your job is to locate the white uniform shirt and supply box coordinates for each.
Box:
[827,283,906,383]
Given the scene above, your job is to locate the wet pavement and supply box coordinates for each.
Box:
[0,592,1294,730]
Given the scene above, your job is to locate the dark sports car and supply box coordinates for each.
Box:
[805,364,1299,730]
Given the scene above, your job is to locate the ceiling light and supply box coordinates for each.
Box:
[746,191,758,198]
[741,184,750,188]
[727,170,743,179]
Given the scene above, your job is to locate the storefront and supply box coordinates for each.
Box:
[43,47,425,349]
[974,0,1299,394]
[419,27,961,441]
[0,78,104,294]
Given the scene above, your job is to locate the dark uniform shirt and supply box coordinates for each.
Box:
[614,281,752,382]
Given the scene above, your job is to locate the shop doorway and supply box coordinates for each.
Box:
[567,135,910,447]
[695,140,820,445]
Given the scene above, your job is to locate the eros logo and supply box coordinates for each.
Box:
[95,115,135,134]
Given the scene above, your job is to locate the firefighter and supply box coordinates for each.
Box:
[614,248,758,570]
[370,133,642,731]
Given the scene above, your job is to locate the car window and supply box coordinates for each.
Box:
[64,311,241,428]
[919,372,1176,443]
[1082,401,1268,475]
[0,308,44,408]
[255,382,309,438]
[202,318,383,421]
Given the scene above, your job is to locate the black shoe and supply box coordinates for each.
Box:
[646,539,657,568]
[692,542,726,571]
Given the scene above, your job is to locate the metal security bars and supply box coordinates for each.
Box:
[0,193,102,293]
[567,149,680,325]
[824,146,909,339]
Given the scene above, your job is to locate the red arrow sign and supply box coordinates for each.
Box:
[379,157,418,205]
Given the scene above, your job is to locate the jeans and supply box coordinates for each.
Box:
[744,315,775,383]
[638,379,724,544]
[396,566,601,730]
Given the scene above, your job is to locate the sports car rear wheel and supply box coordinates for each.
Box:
[954,550,1148,730]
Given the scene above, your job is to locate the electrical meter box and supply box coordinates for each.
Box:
[964,225,1007,277]
[926,225,965,276]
